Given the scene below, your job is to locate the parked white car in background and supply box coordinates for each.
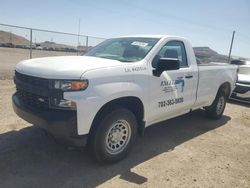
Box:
[12,35,238,163]
[231,62,250,104]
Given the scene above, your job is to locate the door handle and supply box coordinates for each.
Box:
[185,74,193,79]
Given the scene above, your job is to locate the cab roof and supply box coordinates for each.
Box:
[116,34,186,40]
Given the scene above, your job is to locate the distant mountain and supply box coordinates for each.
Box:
[0,30,29,46]
[193,47,228,63]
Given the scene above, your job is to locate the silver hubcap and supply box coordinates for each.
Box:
[105,120,131,155]
[216,96,225,115]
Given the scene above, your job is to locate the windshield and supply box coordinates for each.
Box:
[84,37,159,62]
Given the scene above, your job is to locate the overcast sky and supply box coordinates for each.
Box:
[1,0,250,58]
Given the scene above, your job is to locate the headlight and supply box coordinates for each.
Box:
[54,80,88,91]
[50,79,88,110]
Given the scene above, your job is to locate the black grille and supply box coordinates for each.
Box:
[16,89,49,110]
[15,71,49,89]
[234,84,250,94]
[14,71,54,110]
[14,72,66,110]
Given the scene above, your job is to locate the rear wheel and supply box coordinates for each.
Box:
[205,91,227,119]
[87,108,137,163]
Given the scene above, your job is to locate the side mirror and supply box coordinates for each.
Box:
[153,57,180,76]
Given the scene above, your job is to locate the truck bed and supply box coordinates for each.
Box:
[195,63,237,107]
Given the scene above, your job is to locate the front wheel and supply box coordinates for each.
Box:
[87,108,137,163]
[205,91,227,119]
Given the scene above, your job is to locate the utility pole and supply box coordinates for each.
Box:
[228,30,235,63]
[77,18,81,55]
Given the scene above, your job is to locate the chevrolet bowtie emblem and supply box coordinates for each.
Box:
[38,98,45,102]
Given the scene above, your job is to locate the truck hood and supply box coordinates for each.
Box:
[16,56,123,79]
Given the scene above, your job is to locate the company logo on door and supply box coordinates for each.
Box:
[161,78,185,93]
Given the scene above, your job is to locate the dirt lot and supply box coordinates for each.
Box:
[0,79,249,188]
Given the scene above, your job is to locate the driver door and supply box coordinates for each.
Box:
[148,40,197,124]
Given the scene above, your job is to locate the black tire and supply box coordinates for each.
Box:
[205,90,227,119]
[87,107,137,163]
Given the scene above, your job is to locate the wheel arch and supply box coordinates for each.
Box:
[218,82,231,99]
[89,96,145,137]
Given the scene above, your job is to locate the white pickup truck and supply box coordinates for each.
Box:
[12,35,237,163]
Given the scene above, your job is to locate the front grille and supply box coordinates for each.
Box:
[15,71,49,89]
[14,71,63,110]
[16,89,49,110]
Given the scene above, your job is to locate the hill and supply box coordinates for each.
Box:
[193,47,228,63]
[0,30,30,46]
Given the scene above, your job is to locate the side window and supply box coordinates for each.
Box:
[157,41,188,67]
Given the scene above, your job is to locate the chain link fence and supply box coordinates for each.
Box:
[0,23,105,79]
[0,23,105,57]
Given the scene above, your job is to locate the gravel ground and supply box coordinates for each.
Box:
[0,80,249,188]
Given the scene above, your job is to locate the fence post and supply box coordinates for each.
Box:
[86,36,88,48]
[29,29,33,58]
